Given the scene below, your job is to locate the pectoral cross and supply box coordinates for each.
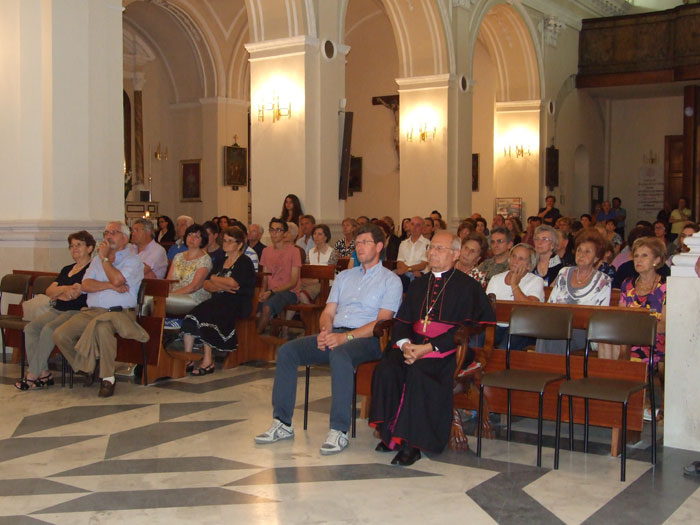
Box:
[422,314,431,332]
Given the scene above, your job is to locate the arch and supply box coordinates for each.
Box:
[124,1,220,102]
[467,1,543,101]
[245,0,317,42]
[339,0,454,78]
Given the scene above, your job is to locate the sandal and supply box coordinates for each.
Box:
[38,373,54,387]
[15,377,45,391]
[190,364,215,376]
[185,362,195,374]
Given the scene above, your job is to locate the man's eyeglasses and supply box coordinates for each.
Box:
[491,238,507,244]
[103,230,121,237]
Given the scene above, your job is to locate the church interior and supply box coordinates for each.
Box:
[2,0,700,522]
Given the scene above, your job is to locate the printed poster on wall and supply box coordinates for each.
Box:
[637,166,663,222]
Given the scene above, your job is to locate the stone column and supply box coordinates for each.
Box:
[246,36,345,227]
[398,75,468,223]
[0,0,124,276]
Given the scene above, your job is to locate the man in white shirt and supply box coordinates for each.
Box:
[129,218,167,279]
[396,216,430,292]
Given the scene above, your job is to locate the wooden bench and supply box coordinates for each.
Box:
[223,272,264,367]
[458,300,651,456]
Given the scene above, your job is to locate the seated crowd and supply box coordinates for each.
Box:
[11,192,695,467]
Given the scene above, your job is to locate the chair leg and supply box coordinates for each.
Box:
[477,384,484,457]
[554,393,562,470]
[507,389,512,442]
[351,368,357,438]
[141,342,148,386]
[69,366,74,389]
[1,328,6,364]
[584,398,589,454]
[537,392,544,468]
[621,401,628,482]
[569,396,574,451]
[303,365,310,430]
[61,356,66,387]
[649,374,657,465]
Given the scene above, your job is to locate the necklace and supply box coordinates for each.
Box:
[635,274,658,296]
[422,270,455,331]
[574,266,594,286]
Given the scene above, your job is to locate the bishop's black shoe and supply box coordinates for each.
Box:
[391,445,421,466]
[375,441,392,452]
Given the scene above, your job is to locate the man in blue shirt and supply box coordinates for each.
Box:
[255,224,402,455]
[612,197,626,238]
[53,221,144,398]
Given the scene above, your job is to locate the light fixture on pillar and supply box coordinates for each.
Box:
[403,106,439,143]
[154,143,168,161]
[504,144,531,158]
[257,93,292,122]
[406,123,436,143]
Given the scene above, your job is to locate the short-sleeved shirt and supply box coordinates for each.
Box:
[296,236,314,254]
[547,267,611,306]
[260,244,302,293]
[130,240,168,279]
[84,248,143,308]
[244,246,259,270]
[328,262,402,329]
[619,277,666,359]
[486,271,545,327]
[167,240,187,260]
[170,252,213,304]
[397,236,429,268]
[596,210,617,223]
[477,257,509,282]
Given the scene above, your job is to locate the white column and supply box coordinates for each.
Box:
[0,0,124,275]
[246,36,345,227]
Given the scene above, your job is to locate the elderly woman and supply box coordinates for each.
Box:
[334,217,358,257]
[532,225,563,286]
[164,224,212,317]
[538,229,612,354]
[455,232,488,288]
[15,231,96,390]
[486,243,545,349]
[614,237,667,362]
[180,227,255,376]
[299,224,339,304]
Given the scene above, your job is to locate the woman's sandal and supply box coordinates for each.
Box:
[190,364,215,376]
[15,373,53,391]
[185,362,195,374]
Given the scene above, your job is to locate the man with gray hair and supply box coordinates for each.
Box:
[248,223,266,260]
[53,221,145,398]
[129,218,167,279]
[167,215,194,260]
[369,231,494,466]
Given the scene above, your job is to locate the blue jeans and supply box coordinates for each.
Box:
[262,290,298,317]
[272,330,382,433]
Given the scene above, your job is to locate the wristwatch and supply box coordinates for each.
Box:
[102,257,109,263]
[346,332,355,341]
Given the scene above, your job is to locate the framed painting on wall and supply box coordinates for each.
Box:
[224,145,247,187]
[180,159,202,202]
[495,197,522,219]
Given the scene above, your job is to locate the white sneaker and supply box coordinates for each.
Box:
[254,419,294,444]
[320,429,349,455]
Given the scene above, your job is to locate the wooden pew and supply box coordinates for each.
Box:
[457,300,651,456]
[223,272,264,367]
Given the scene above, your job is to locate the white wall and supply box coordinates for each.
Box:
[609,96,682,226]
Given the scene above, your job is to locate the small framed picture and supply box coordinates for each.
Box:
[495,197,522,220]
[180,159,202,202]
[224,146,247,187]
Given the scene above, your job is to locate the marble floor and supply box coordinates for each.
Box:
[1,360,699,525]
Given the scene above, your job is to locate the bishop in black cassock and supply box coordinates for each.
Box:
[369,231,495,465]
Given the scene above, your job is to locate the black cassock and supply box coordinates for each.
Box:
[369,268,494,453]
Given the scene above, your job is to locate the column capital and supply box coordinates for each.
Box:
[396,74,454,91]
[245,36,320,61]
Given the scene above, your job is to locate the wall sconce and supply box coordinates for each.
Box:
[257,94,292,123]
[154,143,168,161]
[504,144,531,158]
[406,123,436,143]
[642,149,657,164]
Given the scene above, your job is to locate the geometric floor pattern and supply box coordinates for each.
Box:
[2,361,699,524]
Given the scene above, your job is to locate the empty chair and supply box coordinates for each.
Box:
[0,273,31,364]
[477,306,573,467]
[554,310,657,482]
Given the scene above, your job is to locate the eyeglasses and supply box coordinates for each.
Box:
[269,227,284,233]
[491,238,507,244]
[533,236,552,243]
[355,240,376,246]
[428,245,455,253]
[103,230,121,237]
